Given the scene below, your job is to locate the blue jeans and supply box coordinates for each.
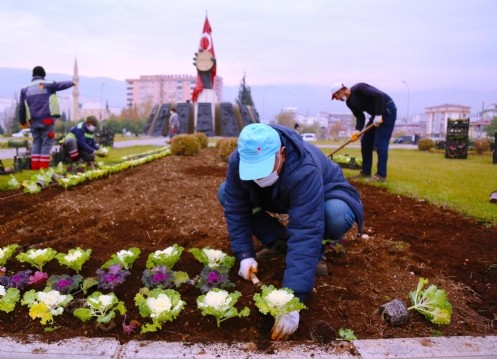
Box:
[217,182,355,247]
[361,101,397,177]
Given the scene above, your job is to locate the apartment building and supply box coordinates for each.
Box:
[125,74,223,108]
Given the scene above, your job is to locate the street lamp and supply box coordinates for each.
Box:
[402,80,410,122]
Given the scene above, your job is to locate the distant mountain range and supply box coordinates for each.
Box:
[1,67,494,121]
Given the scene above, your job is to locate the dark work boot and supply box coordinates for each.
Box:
[316,255,328,277]
[255,240,288,261]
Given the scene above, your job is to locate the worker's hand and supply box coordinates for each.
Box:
[373,116,383,127]
[271,310,300,341]
[238,257,258,280]
[20,122,29,129]
[349,130,361,142]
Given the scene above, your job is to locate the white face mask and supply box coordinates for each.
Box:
[339,95,347,101]
[254,155,280,188]
[87,124,96,132]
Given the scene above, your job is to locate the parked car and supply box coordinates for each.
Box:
[393,135,418,144]
[301,133,317,141]
[12,129,32,138]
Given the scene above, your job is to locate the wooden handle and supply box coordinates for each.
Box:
[328,123,375,158]
[249,272,261,286]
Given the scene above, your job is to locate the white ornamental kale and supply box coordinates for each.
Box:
[37,291,69,315]
[146,294,173,318]
[102,247,141,270]
[197,289,250,328]
[146,244,184,269]
[0,244,19,267]
[201,289,233,311]
[134,288,185,333]
[253,285,307,318]
[189,247,235,270]
[73,291,126,325]
[21,289,73,329]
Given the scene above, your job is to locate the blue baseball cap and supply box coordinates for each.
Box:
[238,124,281,180]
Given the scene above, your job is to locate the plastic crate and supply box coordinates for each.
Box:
[445,135,468,159]
[447,119,469,136]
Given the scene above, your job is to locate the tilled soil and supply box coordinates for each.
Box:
[0,147,495,346]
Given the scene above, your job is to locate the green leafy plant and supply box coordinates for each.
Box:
[21,289,73,331]
[146,245,184,269]
[101,247,141,270]
[197,288,250,328]
[407,277,452,325]
[55,247,92,273]
[189,247,235,270]
[253,285,307,318]
[73,291,126,325]
[338,328,357,341]
[0,244,19,267]
[134,288,185,333]
[16,248,57,272]
[0,285,21,313]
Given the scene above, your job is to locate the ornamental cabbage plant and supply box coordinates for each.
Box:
[195,266,234,294]
[407,277,452,325]
[253,285,307,318]
[141,266,189,289]
[102,247,141,270]
[189,247,235,269]
[47,274,83,294]
[73,291,126,324]
[96,264,131,291]
[0,269,32,290]
[197,288,250,328]
[0,285,20,313]
[146,244,184,269]
[21,289,73,331]
[0,244,19,267]
[55,247,92,273]
[16,248,57,272]
[134,288,186,333]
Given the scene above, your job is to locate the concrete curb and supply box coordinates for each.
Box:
[0,336,496,358]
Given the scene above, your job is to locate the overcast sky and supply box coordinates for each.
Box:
[1,1,496,114]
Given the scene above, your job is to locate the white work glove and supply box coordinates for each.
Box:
[373,116,383,127]
[271,310,300,341]
[349,130,361,142]
[238,257,258,280]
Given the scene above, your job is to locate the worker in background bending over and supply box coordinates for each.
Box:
[62,116,102,169]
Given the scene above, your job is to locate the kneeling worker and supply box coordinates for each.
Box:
[218,123,364,340]
[62,116,102,168]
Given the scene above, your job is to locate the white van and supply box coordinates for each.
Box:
[301,133,317,141]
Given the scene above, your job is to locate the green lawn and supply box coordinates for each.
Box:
[326,147,497,226]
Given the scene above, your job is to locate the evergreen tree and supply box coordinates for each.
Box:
[485,117,497,137]
[236,74,255,106]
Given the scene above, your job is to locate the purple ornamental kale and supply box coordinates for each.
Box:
[141,266,174,288]
[96,264,130,291]
[9,269,33,290]
[47,274,83,294]
[197,266,234,293]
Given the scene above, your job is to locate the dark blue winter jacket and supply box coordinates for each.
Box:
[223,125,364,301]
[67,122,99,154]
[19,76,74,126]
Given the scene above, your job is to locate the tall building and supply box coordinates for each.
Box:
[125,74,223,108]
[425,104,470,139]
[72,58,80,121]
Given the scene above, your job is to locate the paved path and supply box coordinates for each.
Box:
[0,335,496,358]
[0,136,417,160]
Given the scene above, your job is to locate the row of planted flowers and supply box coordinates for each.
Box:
[6,147,172,193]
[0,244,306,334]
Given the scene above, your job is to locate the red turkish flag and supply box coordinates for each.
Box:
[192,16,216,102]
